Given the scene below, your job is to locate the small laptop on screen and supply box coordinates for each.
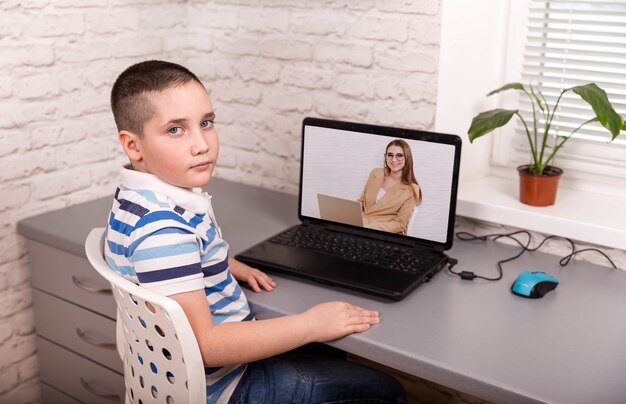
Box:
[236,117,462,300]
[317,194,364,227]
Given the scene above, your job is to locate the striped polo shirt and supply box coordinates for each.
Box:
[104,167,252,403]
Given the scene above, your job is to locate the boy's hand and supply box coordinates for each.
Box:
[304,301,380,342]
[228,257,276,293]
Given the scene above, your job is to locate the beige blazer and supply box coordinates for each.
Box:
[358,168,422,235]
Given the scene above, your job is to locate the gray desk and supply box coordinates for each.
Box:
[18,178,626,404]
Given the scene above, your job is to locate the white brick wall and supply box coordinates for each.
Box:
[184,0,444,192]
[0,0,187,400]
[1,0,624,402]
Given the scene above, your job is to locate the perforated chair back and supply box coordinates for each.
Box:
[85,228,206,404]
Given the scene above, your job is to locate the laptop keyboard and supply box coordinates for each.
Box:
[270,226,442,273]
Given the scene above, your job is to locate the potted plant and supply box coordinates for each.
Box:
[468,82,625,206]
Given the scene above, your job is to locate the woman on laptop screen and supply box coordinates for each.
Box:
[358,139,422,235]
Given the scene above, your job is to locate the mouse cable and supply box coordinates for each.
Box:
[558,248,618,268]
[450,230,619,282]
[492,232,618,269]
[449,230,532,281]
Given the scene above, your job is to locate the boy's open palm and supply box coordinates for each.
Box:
[305,301,380,342]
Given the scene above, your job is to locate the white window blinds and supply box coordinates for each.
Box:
[518,0,626,145]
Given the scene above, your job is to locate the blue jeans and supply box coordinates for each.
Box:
[229,354,407,403]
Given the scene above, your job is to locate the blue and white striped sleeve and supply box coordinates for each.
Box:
[130,227,205,296]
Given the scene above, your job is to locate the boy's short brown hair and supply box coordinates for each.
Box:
[111,60,203,135]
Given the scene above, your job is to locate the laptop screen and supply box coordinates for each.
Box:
[299,117,462,250]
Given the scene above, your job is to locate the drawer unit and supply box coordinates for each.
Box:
[28,240,116,319]
[32,290,122,373]
[26,239,124,401]
[38,337,124,404]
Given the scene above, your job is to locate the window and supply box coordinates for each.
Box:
[493,0,626,194]
[437,0,626,248]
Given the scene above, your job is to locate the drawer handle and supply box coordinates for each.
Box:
[76,327,116,350]
[72,275,112,295]
[80,377,120,401]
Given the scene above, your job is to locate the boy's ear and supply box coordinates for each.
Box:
[119,130,143,162]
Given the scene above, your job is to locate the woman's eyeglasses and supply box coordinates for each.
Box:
[385,153,405,161]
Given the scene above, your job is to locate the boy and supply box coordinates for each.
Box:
[106,60,406,403]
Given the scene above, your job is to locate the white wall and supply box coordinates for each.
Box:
[185,0,443,193]
[0,1,190,400]
[0,0,443,400]
[435,0,527,182]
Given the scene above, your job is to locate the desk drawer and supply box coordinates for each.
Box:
[37,337,124,404]
[28,240,116,319]
[33,289,122,373]
[41,383,82,404]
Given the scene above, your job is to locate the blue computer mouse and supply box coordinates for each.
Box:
[511,271,559,298]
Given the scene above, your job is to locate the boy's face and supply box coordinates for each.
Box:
[121,80,219,189]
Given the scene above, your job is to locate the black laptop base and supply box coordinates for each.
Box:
[236,225,449,301]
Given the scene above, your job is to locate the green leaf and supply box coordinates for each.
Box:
[468,109,518,142]
[529,85,544,112]
[571,83,624,140]
[487,83,526,97]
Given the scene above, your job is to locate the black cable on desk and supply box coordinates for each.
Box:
[450,230,619,281]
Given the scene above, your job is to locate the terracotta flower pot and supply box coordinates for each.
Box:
[517,165,563,207]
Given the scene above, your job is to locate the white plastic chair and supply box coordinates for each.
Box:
[85,228,206,404]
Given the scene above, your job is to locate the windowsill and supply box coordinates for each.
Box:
[456,176,626,251]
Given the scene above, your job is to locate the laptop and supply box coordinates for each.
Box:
[317,194,364,227]
[236,117,462,300]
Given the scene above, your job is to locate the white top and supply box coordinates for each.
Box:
[376,187,386,203]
